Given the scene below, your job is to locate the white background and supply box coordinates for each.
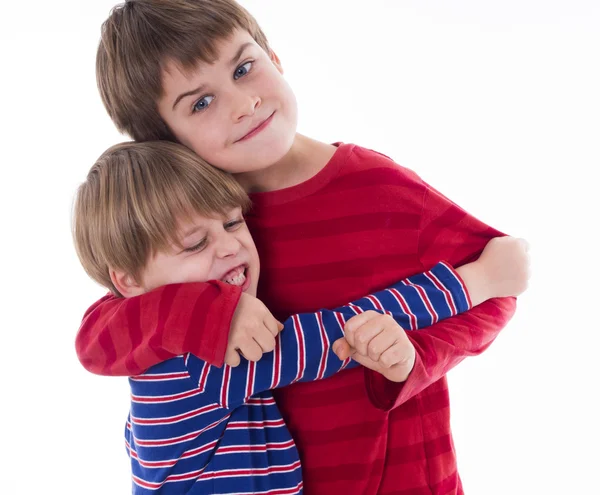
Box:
[1,1,599,493]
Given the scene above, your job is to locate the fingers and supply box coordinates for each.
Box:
[263,314,283,338]
[224,347,241,367]
[344,311,382,349]
[379,342,411,369]
[238,339,263,362]
[364,328,400,363]
[344,312,413,369]
[252,331,277,355]
[351,342,415,382]
[349,352,380,372]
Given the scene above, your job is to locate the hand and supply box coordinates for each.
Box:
[332,311,416,382]
[478,236,531,299]
[225,292,284,367]
[456,236,531,306]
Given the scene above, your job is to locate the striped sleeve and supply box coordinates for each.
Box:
[75,281,241,376]
[194,261,471,410]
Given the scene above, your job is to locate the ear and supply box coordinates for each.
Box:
[269,49,284,75]
[110,268,145,298]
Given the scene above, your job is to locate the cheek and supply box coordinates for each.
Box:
[262,70,291,100]
[182,256,213,283]
[181,122,223,158]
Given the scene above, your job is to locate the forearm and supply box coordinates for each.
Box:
[76,281,241,376]
[368,295,516,410]
[455,260,488,307]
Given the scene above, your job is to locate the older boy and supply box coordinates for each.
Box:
[74,140,527,494]
[77,1,522,493]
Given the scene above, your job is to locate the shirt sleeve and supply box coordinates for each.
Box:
[75,281,242,376]
[366,182,517,411]
[188,261,471,410]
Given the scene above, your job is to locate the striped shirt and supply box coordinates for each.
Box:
[126,262,470,494]
[77,143,516,494]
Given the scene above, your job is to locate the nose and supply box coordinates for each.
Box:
[231,89,261,122]
[215,231,241,259]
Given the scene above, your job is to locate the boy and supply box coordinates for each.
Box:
[77,1,525,493]
[73,140,527,494]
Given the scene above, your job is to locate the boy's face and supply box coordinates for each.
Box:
[117,208,260,298]
[157,29,298,175]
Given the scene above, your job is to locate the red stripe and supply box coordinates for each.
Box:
[217,439,295,454]
[199,460,302,480]
[408,281,439,323]
[316,312,328,380]
[135,415,230,447]
[131,403,220,425]
[366,295,384,311]
[131,388,199,403]
[198,361,210,392]
[426,271,458,315]
[348,304,363,314]
[440,260,472,308]
[131,440,219,468]
[246,360,256,399]
[228,418,286,428]
[221,365,231,408]
[389,288,417,329]
[131,371,189,381]
[271,337,281,388]
[292,314,306,382]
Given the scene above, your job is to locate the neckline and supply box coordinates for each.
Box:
[248,143,354,207]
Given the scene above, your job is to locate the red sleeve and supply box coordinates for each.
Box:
[75,281,241,376]
[366,182,517,410]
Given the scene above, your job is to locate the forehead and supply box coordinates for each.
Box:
[161,28,258,88]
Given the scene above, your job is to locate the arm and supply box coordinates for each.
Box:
[366,182,517,410]
[193,261,470,410]
[75,281,241,375]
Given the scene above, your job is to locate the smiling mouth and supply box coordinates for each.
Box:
[235,112,275,142]
[221,264,248,286]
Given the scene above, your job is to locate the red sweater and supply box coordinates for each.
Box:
[76,144,515,495]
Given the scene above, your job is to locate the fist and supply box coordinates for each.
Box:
[478,236,531,298]
[333,311,416,382]
[225,292,283,367]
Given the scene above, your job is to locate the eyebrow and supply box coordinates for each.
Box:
[229,42,253,67]
[181,225,204,240]
[171,42,254,111]
[172,83,207,111]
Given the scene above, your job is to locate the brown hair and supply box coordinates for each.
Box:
[96,0,271,141]
[72,140,251,296]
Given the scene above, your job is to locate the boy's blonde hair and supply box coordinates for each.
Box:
[73,141,251,296]
[97,0,271,142]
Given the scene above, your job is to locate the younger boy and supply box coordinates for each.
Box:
[73,140,528,494]
[77,1,527,493]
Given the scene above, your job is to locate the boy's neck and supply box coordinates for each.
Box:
[235,134,337,193]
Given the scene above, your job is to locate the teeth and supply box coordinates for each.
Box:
[222,266,246,286]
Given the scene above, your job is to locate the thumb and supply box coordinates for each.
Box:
[224,347,241,368]
[332,338,353,360]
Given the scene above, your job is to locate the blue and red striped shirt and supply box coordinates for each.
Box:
[126,262,470,494]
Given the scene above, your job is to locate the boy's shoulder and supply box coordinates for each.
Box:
[336,142,426,191]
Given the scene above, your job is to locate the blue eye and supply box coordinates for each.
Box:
[192,95,215,113]
[234,61,253,80]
